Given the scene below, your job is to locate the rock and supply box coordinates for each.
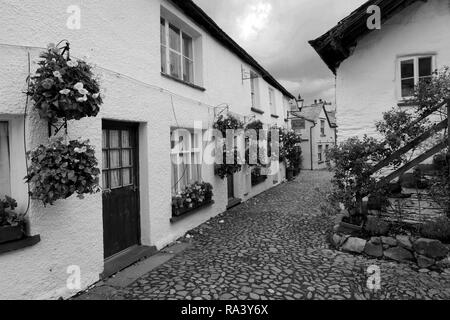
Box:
[436,257,450,269]
[384,247,414,262]
[417,255,435,269]
[220,293,234,300]
[419,268,430,273]
[413,238,449,259]
[241,286,252,293]
[396,235,413,250]
[370,237,382,245]
[381,236,397,247]
[332,234,342,247]
[341,237,367,254]
[249,293,260,300]
[364,242,383,258]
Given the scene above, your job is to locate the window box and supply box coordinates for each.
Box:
[0,225,25,244]
[251,167,267,186]
[171,199,214,223]
[251,107,265,115]
[0,235,41,255]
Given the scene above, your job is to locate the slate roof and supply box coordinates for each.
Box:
[309,0,424,74]
[170,0,295,99]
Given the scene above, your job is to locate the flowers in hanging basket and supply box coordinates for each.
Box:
[172,182,213,216]
[28,44,103,123]
[24,137,101,206]
[214,147,243,179]
[213,114,244,137]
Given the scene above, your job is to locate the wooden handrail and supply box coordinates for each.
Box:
[370,119,448,175]
[377,141,448,187]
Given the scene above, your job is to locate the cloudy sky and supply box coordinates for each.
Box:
[193,0,367,105]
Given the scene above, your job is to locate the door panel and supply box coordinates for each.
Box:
[227,174,234,200]
[102,121,140,259]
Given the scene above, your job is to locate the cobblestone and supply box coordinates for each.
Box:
[113,171,450,300]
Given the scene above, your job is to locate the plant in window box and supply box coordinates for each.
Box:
[25,137,101,206]
[28,43,103,123]
[0,196,26,244]
[172,182,213,217]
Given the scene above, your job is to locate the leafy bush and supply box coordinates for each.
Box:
[419,217,450,243]
[327,136,390,215]
[214,147,243,179]
[172,181,213,215]
[279,129,303,169]
[0,196,24,227]
[28,44,103,123]
[25,137,101,205]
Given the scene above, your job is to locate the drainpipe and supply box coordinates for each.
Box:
[309,121,317,171]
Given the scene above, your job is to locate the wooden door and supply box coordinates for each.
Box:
[102,121,140,259]
[227,174,235,201]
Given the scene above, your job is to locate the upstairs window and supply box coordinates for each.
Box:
[0,122,10,197]
[161,18,194,84]
[269,88,277,115]
[250,71,259,108]
[320,119,326,136]
[399,55,434,99]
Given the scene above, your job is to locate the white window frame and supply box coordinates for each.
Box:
[161,18,195,84]
[250,71,259,108]
[320,119,326,136]
[318,145,323,163]
[269,87,277,115]
[397,55,436,101]
[171,129,203,194]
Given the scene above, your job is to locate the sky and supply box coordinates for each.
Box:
[193,0,367,105]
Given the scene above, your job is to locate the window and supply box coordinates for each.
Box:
[250,71,259,108]
[269,88,276,115]
[318,145,323,163]
[161,18,194,84]
[320,120,326,136]
[102,128,136,190]
[399,55,434,99]
[171,130,202,194]
[0,122,10,197]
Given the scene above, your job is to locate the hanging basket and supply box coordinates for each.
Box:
[24,137,101,206]
[28,43,103,123]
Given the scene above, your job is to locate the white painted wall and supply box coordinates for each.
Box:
[336,0,450,141]
[0,0,291,299]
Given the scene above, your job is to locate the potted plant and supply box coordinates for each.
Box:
[25,137,101,206]
[0,196,25,244]
[28,43,103,123]
[172,182,214,217]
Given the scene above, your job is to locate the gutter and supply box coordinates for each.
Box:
[304,119,316,171]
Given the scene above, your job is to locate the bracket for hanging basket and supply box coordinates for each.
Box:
[48,118,68,137]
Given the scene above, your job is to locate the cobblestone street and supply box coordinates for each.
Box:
[111,171,450,300]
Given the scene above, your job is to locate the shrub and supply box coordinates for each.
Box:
[25,137,101,205]
[214,147,243,179]
[213,113,244,137]
[419,217,450,243]
[327,135,390,215]
[28,44,103,123]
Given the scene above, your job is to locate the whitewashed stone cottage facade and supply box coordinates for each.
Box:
[0,0,294,299]
[310,0,450,140]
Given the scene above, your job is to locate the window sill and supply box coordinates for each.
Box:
[397,100,417,107]
[251,107,265,115]
[0,235,41,255]
[171,200,214,223]
[271,114,279,119]
[161,72,206,92]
